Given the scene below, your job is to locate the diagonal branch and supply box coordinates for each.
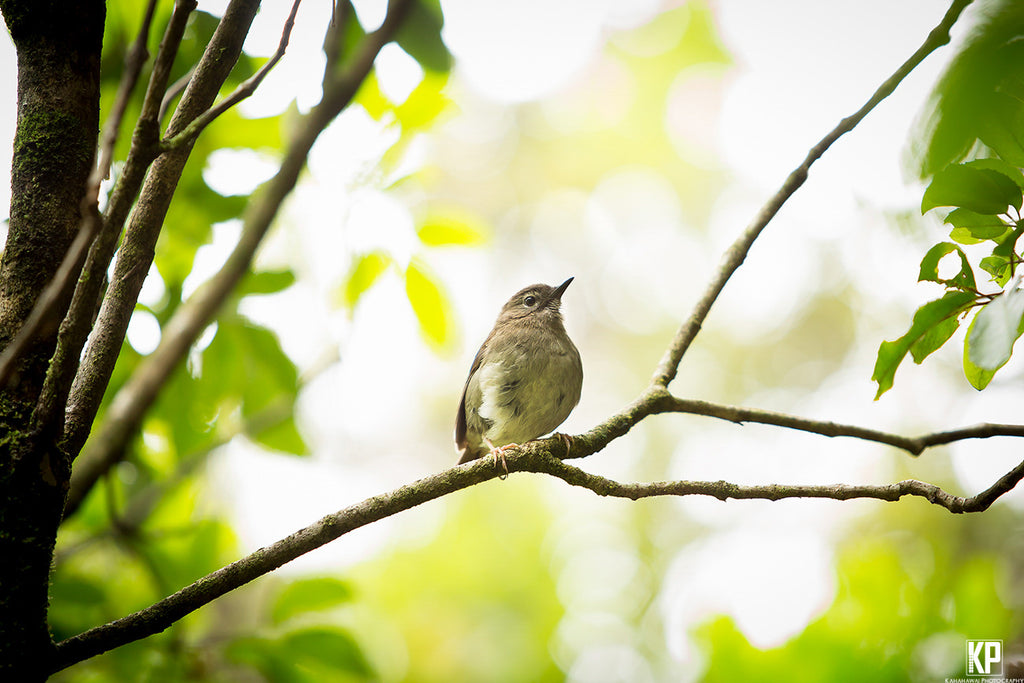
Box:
[0,0,161,391]
[51,458,503,672]
[61,0,262,462]
[62,0,416,520]
[50,441,1024,671]
[161,0,303,151]
[28,0,188,446]
[650,0,975,388]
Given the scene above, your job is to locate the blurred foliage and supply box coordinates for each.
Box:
[909,0,1024,177]
[699,506,1024,682]
[880,0,1024,395]
[339,58,480,352]
[54,0,458,680]
[349,482,566,683]
[46,0,1024,682]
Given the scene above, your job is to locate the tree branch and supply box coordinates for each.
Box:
[62,0,414,520]
[161,0,303,152]
[657,395,1024,456]
[51,459,503,672]
[650,0,975,387]
[48,0,1010,671]
[520,451,1024,514]
[51,438,1024,671]
[26,0,180,450]
[0,0,161,391]
[61,0,261,462]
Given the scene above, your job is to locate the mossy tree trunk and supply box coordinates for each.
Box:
[0,1,104,680]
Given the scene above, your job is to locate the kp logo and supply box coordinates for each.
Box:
[967,640,1002,677]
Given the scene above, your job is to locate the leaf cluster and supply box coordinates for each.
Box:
[874,2,1024,396]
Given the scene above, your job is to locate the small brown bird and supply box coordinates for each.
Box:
[455,277,583,475]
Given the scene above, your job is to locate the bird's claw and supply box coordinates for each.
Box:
[554,432,574,457]
[485,438,516,480]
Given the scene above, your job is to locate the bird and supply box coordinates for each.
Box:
[455,277,583,476]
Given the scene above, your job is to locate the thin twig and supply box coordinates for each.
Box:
[161,0,304,151]
[658,395,1024,456]
[158,67,195,124]
[0,0,161,389]
[650,0,975,387]
[520,452,1024,514]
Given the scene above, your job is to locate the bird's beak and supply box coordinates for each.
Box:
[552,277,574,301]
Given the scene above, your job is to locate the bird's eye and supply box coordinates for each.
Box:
[524,295,537,307]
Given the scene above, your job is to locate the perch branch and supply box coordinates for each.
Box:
[658,396,1024,456]
[51,442,1023,671]
[52,459,503,671]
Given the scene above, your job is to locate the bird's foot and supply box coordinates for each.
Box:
[485,438,517,480]
[553,432,574,457]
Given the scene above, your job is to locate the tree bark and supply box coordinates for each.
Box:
[0,0,104,680]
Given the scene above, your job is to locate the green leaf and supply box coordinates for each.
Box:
[282,627,372,675]
[252,414,307,456]
[395,0,452,74]
[917,242,957,283]
[965,158,1024,191]
[910,315,960,364]
[980,255,1011,284]
[355,72,390,121]
[917,242,976,291]
[872,291,977,399]
[226,637,303,683]
[340,251,392,310]
[963,312,998,390]
[417,205,489,246]
[405,259,453,351]
[395,71,452,130]
[949,227,982,246]
[921,163,1022,215]
[196,317,306,454]
[966,286,1024,371]
[909,4,1024,176]
[272,577,354,625]
[944,208,1010,241]
[977,92,1024,167]
[985,223,1024,286]
[238,269,296,297]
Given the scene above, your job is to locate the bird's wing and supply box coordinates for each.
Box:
[455,344,486,451]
